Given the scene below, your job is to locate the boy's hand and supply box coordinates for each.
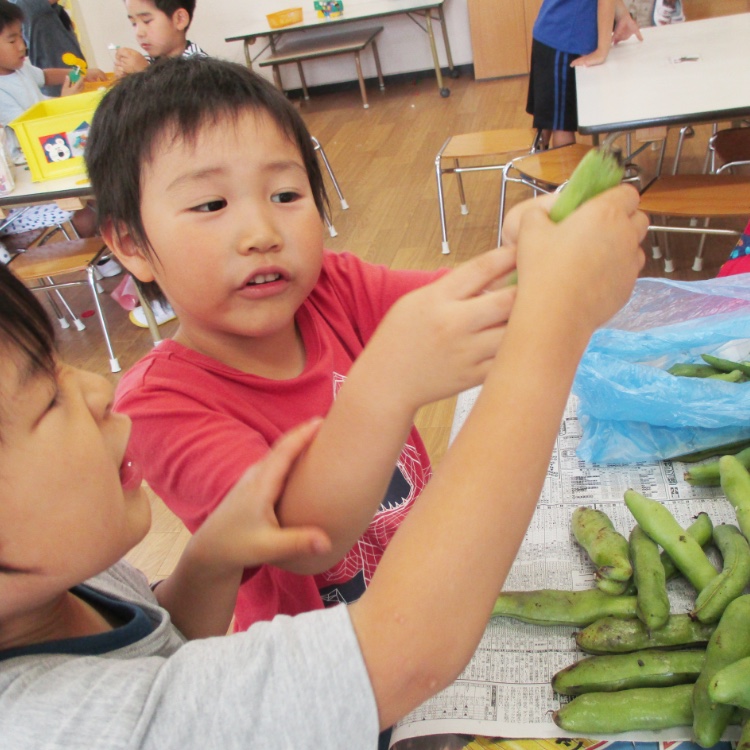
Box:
[509,185,647,331]
[84,68,109,82]
[365,250,518,410]
[613,13,643,44]
[571,47,610,67]
[61,75,84,96]
[188,418,332,574]
[114,48,149,78]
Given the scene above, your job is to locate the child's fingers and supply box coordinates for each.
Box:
[501,193,558,248]
[456,284,517,333]
[251,527,332,567]
[438,247,517,300]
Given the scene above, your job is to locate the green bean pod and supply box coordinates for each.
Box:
[552,650,705,695]
[661,513,713,581]
[572,507,633,582]
[674,440,750,464]
[685,446,750,487]
[719,455,750,541]
[490,589,637,626]
[739,718,750,750]
[624,490,718,591]
[576,615,715,655]
[668,363,724,378]
[553,683,694,734]
[701,354,750,377]
[709,655,750,710]
[596,575,632,596]
[630,524,670,631]
[693,594,750,748]
[691,524,750,624]
[708,370,747,382]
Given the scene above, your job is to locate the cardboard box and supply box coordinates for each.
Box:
[8,89,105,182]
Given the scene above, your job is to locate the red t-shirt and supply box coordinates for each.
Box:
[116,251,445,630]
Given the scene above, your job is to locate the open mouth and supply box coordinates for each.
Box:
[245,272,282,286]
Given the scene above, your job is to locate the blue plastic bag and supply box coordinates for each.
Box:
[572,275,750,464]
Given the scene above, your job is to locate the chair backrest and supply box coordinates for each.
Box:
[712,127,750,167]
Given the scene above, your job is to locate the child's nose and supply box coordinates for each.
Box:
[75,367,115,422]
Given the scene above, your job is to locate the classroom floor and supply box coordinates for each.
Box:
[34,71,744,581]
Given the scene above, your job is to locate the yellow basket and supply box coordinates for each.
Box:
[8,89,105,182]
[82,72,117,93]
[266,7,303,28]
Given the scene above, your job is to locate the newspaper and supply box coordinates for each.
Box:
[390,389,741,747]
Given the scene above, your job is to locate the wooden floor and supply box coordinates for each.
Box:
[41,71,743,581]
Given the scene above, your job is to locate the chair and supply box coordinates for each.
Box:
[497,143,596,244]
[434,128,536,254]
[9,236,122,373]
[312,135,348,238]
[640,126,750,272]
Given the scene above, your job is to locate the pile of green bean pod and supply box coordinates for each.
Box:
[490,459,750,745]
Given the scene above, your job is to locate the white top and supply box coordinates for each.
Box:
[0,59,47,161]
[575,13,750,134]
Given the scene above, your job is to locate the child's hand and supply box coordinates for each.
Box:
[571,47,610,67]
[613,13,643,44]
[188,418,332,574]
[84,67,109,82]
[61,75,84,96]
[509,185,647,332]
[364,250,518,410]
[113,48,149,78]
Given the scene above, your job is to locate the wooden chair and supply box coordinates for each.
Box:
[640,126,750,272]
[9,236,122,372]
[497,142,595,243]
[435,128,536,254]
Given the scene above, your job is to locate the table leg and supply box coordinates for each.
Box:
[424,10,449,97]
[354,52,369,109]
[134,281,162,346]
[243,39,253,69]
[436,4,457,78]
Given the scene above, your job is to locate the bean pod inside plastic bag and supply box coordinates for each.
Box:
[572,275,750,464]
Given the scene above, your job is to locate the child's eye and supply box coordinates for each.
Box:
[271,191,300,204]
[191,199,227,213]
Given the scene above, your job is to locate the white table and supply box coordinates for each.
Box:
[0,164,162,343]
[225,0,457,97]
[575,13,750,135]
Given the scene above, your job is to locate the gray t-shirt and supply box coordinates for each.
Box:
[0,59,47,162]
[0,561,379,748]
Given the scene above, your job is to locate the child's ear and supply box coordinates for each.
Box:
[173,8,190,31]
[100,220,155,283]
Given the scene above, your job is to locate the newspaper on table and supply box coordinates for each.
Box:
[390,388,741,747]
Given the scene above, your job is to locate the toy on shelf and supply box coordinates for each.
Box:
[314,1,344,18]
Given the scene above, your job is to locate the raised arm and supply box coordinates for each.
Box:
[350,186,648,729]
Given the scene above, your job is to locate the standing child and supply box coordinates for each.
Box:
[527,0,642,148]
[0,186,647,747]
[86,56,519,633]
[113,0,206,78]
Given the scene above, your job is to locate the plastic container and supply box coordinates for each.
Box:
[0,130,15,196]
[266,7,303,28]
[8,89,105,182]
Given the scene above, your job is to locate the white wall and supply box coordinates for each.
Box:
[73,0,472,89]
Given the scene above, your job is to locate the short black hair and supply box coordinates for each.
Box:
[0,0,24,34]
[149,0,196,28]
[0,263,56,392]
[86,56,327,305]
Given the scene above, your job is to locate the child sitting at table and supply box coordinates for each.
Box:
[113,0,206,79]
[0,0,101,244]
[0,182,647,746]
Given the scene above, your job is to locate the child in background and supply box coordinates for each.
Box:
[9,0,107,96]
[717,219,750,277]
[113,0,206,79]
[0,0,100,242]
[88,56,517,633]
[0,184,647,747]
[527,0,642,149]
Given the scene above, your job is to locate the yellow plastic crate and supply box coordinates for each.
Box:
[8,89,105,182]
[266,7,303,28]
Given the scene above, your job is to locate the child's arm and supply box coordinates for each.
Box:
[113,48,149,78]
[571,0,618,67]
[43,69,83,92]
[154,419,332,639]
[349,186,648,729]
[274,251,518,573]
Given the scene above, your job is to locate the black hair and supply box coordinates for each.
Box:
[153,0,197,26]
[0,0,24,34]
[0,264,56,385]
[85,56,327,305]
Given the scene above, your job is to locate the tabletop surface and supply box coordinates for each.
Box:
[0,164,92,210]
[575,13,750,134]
[225,0,445,42]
